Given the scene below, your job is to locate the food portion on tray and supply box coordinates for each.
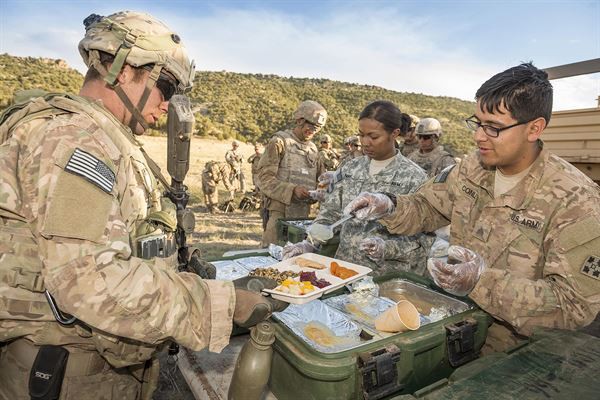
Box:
[261,254,372,304]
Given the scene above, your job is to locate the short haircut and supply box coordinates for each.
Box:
[83,51,146,84]
[475,62,553,124]
[358,100,403,134]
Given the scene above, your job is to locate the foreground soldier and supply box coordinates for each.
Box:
[257,100,327,247]
[407,117,456,177]
[225,140,245,192]
[202,161,235,213]
[318,133,340,171]
[0,11,283,399]
[345,63,600,352]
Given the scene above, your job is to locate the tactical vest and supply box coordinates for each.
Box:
[0,93,176,366]
[274,130,319,216]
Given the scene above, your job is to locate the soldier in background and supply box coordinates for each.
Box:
[202,161,235,213]
[0,11,281,399]
[345,63,600,354]
[257,100,327,247]
[407,117,456,177]
[318,133,340,171]
[282,100,432,277]
[398,114,420,156]
[247,143,263,190]
[225,140,245,192]
[338,135,363,168]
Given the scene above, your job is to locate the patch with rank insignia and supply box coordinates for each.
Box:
[65,148,115,193]
[581,255,600,280]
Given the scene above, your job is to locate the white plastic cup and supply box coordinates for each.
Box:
[374,300,421,333]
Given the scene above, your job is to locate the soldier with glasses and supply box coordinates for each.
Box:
[345,63,600,354]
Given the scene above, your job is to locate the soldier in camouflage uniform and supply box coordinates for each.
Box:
[247,143,263,189]
[318,134,340,171]
[0,11,282,399]
[338,135,363,169]
[283,101,433,277]
[346,63,600,353]
[398,114,420,157]
[202,161,235,213]
[407,117,456,177]
[225,140,245,192]
[257,100,327,247]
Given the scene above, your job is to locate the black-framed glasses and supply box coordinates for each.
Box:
[465,116,531,138]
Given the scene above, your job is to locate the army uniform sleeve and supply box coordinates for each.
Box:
[380,165,455,235]
[313,171,345,226]
[469,204,600,336]
[256,137,295,205]
[29,124,234,353]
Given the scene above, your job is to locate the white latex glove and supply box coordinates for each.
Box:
[317,171,338,193]
[359,237,386,261]
[343,192,395,220]
[308,190,326,202]
[282,240,317,260]
[427,245,486,296]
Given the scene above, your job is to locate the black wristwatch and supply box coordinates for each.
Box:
[379,192,397,207]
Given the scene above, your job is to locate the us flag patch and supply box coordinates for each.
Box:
[581,255,600,280]
[65,148,115,193]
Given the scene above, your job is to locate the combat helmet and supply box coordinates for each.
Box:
[409,115,421,129]
[78,11,195,131]
[232,140,239,147]
[320,134,332,143]
[348,135,361,147]
[416,118,443,138]
[293,100,327,127]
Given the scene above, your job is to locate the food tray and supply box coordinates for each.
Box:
[262,253,372,304]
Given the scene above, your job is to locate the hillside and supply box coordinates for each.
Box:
[0,54,476,155]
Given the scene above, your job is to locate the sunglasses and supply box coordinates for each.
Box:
[417,135,434,140]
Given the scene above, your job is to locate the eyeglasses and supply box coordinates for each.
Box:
[417,135,433,140]
[465,116,531,138]
[156,74,178,101]
[303,120,322,132]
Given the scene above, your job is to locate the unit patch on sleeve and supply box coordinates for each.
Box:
[65,148,115,193]
[581,255,600,280]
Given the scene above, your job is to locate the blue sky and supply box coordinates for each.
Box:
[1,0,599,110]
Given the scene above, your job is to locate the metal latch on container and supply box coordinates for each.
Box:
[445,318,479,367]
[358,344,403,400]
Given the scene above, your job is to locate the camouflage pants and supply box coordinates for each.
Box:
[0,339,158,400]
[202,187,218,212]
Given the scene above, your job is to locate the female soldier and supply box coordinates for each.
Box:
[283,100,433,276]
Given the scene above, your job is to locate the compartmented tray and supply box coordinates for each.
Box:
[210,256,279,281]
[261,253,372,304]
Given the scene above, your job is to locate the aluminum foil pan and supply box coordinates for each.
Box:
[323,293,396,330]
[211,256,279,281]
[273,300,362,354]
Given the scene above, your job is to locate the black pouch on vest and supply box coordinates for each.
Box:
[29,345,69,400]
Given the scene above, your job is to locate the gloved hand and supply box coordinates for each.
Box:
[359,237,386,261]
[282,240,316,260]
[427,245,486,296]
[187,249,216,279]
[233,276,289,327]
[343,192,395,220]
[308,190,326,202]
[317,171,338,193]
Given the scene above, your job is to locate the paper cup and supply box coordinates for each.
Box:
[374,300,421,333]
